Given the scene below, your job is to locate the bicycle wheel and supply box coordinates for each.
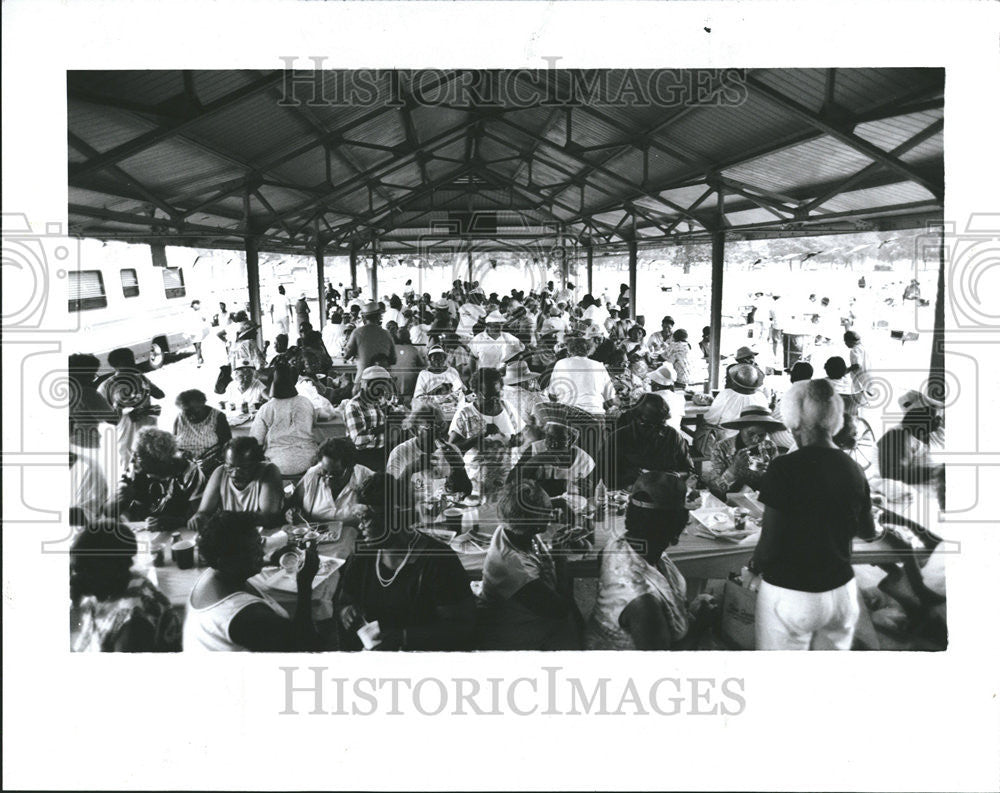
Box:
[847,417,877,471]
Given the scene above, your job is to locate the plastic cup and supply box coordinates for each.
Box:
[443,507,464,535]
[357,620,382,650]
[172,539,196,570]
[279,551,303,574]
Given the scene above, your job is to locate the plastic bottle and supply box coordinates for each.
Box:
[594,480,607,522]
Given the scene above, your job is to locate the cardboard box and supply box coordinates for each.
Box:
[721,580,757,650]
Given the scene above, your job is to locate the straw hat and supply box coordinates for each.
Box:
[735,346,757,361]
[484,310,506,324]
[721,406,785,431]
[433,298,450,310]
[727,362,765,394]
[361,301,382,317]
[503,361,535,385]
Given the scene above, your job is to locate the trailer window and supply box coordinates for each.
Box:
[162,267,186,299]
[68,270,108,312]
[120,268,140,298]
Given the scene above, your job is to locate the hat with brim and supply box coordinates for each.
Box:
[433,299,450,310]
[361,302,382,317]
[233,358,255,371]
[427,345,446,358]
[629,471,688,511]
[484,310,506,324]
[721,407,785,431]
[503,361,535,385]
[360,365,392,381]
[649,362,676,386]
[727,362,765,394]
[735,346,757,360]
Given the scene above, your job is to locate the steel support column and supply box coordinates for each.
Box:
[627,237,638,321]
[315,246,326,330]
[349,245,358,293]
[370,241,379,301]
[709,189,726,391]
[244,234,263,348]
[586,243,594,294]
[928,230,946,401]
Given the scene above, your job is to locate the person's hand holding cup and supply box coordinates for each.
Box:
[296,539,320,590]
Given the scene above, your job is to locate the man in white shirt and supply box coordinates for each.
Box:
[469,310,524,371]
[582,299,609,331]
[456,295,487,340]
[547,335,615,416]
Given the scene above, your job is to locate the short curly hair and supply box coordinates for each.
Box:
[497,479,552,527]
[175,389,207,409]
[316,437,357,469]
[225,436,265,462]
[403,400,446,435]
[133,427,177,462]
[196,511,257,570]
[470,367,502,395]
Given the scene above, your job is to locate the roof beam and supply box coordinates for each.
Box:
[802,117,944,213]
[69,71,285,182]
[747,75,944,200]
[68,132,180,219]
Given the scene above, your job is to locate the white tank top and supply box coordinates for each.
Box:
[183,586,289,652]
[219,465,276,513]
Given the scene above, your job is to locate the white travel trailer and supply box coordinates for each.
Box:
[67,240,195,370]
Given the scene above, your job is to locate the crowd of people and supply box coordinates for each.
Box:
[67,274,946,653]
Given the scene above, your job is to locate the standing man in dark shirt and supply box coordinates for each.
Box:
[342,302,398,377]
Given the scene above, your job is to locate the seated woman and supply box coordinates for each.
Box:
[251,364,319,477]
[509,420,595,514]
[294,349,337,420]
[188,437,285,531]
[70,519,181,652]
[386,401,472,496]
[585,472,711,650]
[173,389,232,475]
[106,427,206,530]
[222,359,269,411]
[413,344,466,417]
[749,379,880,650]
[291,438,373,530]
[501,360,545,429]
[477,480,583,650]
[705,407,784,500]
[184,511,321,651]
[448,367,524,501]
[334,474,476,651]
[877,405,944,486]
[608,349,649,414]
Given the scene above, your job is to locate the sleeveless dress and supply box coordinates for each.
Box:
[183,582,290,651]
[218,463,280,512]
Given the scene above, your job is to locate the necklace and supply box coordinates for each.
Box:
[376,540,416,588]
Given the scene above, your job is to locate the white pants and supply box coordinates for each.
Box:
[755,578,859,650]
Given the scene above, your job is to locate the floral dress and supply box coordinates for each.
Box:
[71,574,181,652]
[448,400,524,500]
